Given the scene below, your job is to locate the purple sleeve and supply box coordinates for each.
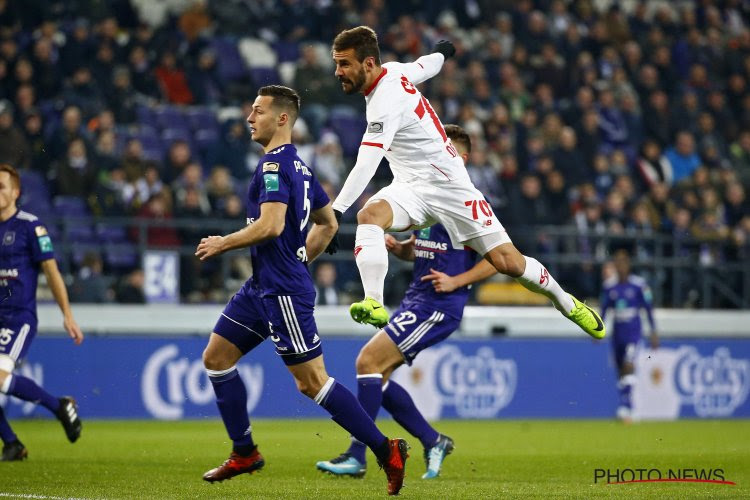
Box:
[29,221,55,263]
[640,284,656,332]
[258,166,290,205]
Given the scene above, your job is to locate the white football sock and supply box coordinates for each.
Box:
[516,256,575,313]
[354,224,387,304]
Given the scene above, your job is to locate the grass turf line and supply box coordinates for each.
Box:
[1,419,748,499]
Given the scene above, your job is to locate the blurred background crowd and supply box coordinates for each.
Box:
[1,0,749,307]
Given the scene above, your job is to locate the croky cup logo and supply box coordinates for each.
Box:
[435,346,516,418]
[674,347,750,417]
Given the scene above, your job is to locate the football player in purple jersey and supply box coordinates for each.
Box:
[196,86,408,495]
[317,125,497,479]
[601,248,658,423]
[0,163,83,461]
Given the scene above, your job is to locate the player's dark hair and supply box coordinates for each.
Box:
[258,85,300,125]
[445,124,471,154]
[332,25,381,65]
[0,163,20,190]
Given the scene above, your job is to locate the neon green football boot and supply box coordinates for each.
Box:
[350,297,390,328]
[567,295,606,339]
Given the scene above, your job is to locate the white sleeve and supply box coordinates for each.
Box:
[331,144,386,213]
[399,53,445,85]
[332,81,405,213]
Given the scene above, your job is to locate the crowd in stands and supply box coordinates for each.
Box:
[1,0,749,306]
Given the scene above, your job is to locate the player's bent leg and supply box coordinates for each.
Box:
[351,200,394,325]
[482,244,605,339]
[616,356,636,423]
[202,333,264,483]
[321,331,405,475]
[295,357,408,494]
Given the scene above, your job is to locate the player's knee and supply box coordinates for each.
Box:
[355,351,375,375]
[202,347,232,372]
[295,376,325,399]
[487,246,525,277]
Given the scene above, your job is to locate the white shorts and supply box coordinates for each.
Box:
[368,180,512,254]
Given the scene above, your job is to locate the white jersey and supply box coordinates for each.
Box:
[361,59,471,185]
[332,53,471,213]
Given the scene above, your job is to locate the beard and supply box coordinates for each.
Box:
[339,67,367,94]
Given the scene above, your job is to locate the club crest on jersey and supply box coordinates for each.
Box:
[262,161,279,172]
[368,121,384,133]
[2,231,14,245]
[264,174,279,192]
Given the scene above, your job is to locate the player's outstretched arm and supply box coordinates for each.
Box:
[41,259,84,345]
[385,234,416,261]
[421,259,496,293]
[403,40,456,85]
[307,202,338,262]
[196,202,287,260]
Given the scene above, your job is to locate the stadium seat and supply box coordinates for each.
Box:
[53,196,90,216]
[64,223,97,243]
[104,243,139,271]
[194,128,220,152]
[327,109,367,157]
[212,37,249,82]
[155,106,188,131]
[136,104,158,129]
[249,67,281,86]
[273,41,300,62]
[186,107,219,132]
[238,37,277,68]
[96,224,129,243]
[161,127,193,145]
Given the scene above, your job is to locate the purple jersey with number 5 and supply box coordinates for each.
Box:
[245,144,329,296]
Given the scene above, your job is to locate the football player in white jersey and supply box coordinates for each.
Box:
[325,26,605,340]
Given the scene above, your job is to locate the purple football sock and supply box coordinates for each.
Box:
[208,367,255,453]
[383,380,439,448]
[8,374,59,413]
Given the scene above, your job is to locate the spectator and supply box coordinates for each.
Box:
[52,137,97,197]
[637,139,673,188]
[314,262,340,306]
[115,269,146,304]
[69,252,113,303]
[155,51,194,105]
[0,99,29,169]
[665,131,702,183]
[188,48,224,105]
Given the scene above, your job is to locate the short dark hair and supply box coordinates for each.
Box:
[0,163,20,190]
[445,124,471,154]
[332,25,381,64]
[258,85,300,125]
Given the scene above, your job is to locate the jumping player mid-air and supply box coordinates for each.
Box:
[325,26,605,341]
[601,249,658,423]
[317,125,496,479]
[196,85,408,495]
[0,163,83,461]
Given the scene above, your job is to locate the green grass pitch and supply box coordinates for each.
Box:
[1,419,748,499]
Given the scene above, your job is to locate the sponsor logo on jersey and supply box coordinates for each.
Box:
[418,227,431,239]
[368,121,384,133]
[262,161,280,172]
[263,173,279,192]
[0,269,19,278]
[34,225,47,236]
[2,231,15,245]
[38,235,53,252]
[415,239,448,251]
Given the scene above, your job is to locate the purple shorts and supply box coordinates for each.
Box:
[215,285,321,366]
[0,311,36,363]
[384,302,461,365]
[613,340,638,370]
